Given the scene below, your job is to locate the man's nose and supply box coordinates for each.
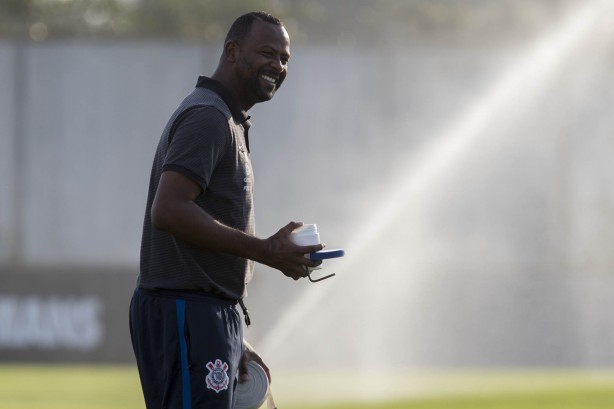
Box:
[269,57,284,73]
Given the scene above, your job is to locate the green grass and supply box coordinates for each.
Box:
[1,365,614,409]
[287,390,614,409]
[0,365,144,409]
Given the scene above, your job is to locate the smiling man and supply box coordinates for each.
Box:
[129,12,322,409]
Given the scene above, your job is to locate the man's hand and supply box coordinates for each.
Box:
[239,339,271,383]
[261,222,323,280]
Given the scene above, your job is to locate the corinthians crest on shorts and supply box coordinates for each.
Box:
[205,359,230,393]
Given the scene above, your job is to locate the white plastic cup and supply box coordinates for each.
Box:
[290,224,320,246]
[290,224,321,270]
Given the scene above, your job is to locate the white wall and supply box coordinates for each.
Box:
[1,36,613,366]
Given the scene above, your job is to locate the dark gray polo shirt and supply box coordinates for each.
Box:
[138,77,255,300]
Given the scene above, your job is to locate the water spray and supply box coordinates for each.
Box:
[260,0,610,360]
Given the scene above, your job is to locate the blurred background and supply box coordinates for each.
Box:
[1,0,614,402]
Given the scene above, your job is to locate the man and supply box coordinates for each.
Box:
[129,11,322,409]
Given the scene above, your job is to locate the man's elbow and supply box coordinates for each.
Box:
[151,200,175,232]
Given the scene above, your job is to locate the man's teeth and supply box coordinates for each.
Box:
[261,74,276,84]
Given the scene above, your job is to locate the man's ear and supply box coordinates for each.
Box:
[223,40,239,63]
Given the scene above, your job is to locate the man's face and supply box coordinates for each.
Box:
[235,21,291,106]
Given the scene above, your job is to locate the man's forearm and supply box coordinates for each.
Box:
[152,199,267,260]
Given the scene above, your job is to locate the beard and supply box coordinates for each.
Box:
[249,70,282,103]
[237,56,285,104]
[250,75,275,102]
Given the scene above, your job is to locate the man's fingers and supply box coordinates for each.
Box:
[282,221,303,235]
[238,356,249,383]
[250,355,272,384]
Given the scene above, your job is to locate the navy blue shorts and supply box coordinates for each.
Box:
[129,288,243,409]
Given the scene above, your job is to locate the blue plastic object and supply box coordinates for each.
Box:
[308,248,345,260]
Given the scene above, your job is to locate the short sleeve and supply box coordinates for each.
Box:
[162,106,230,191]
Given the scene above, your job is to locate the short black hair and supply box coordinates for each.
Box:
[225,11,283,44]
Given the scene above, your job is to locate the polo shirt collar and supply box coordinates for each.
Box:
[196,76,252,152]
[195,76,250,125]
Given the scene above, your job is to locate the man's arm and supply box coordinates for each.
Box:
[151,170,322,279]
